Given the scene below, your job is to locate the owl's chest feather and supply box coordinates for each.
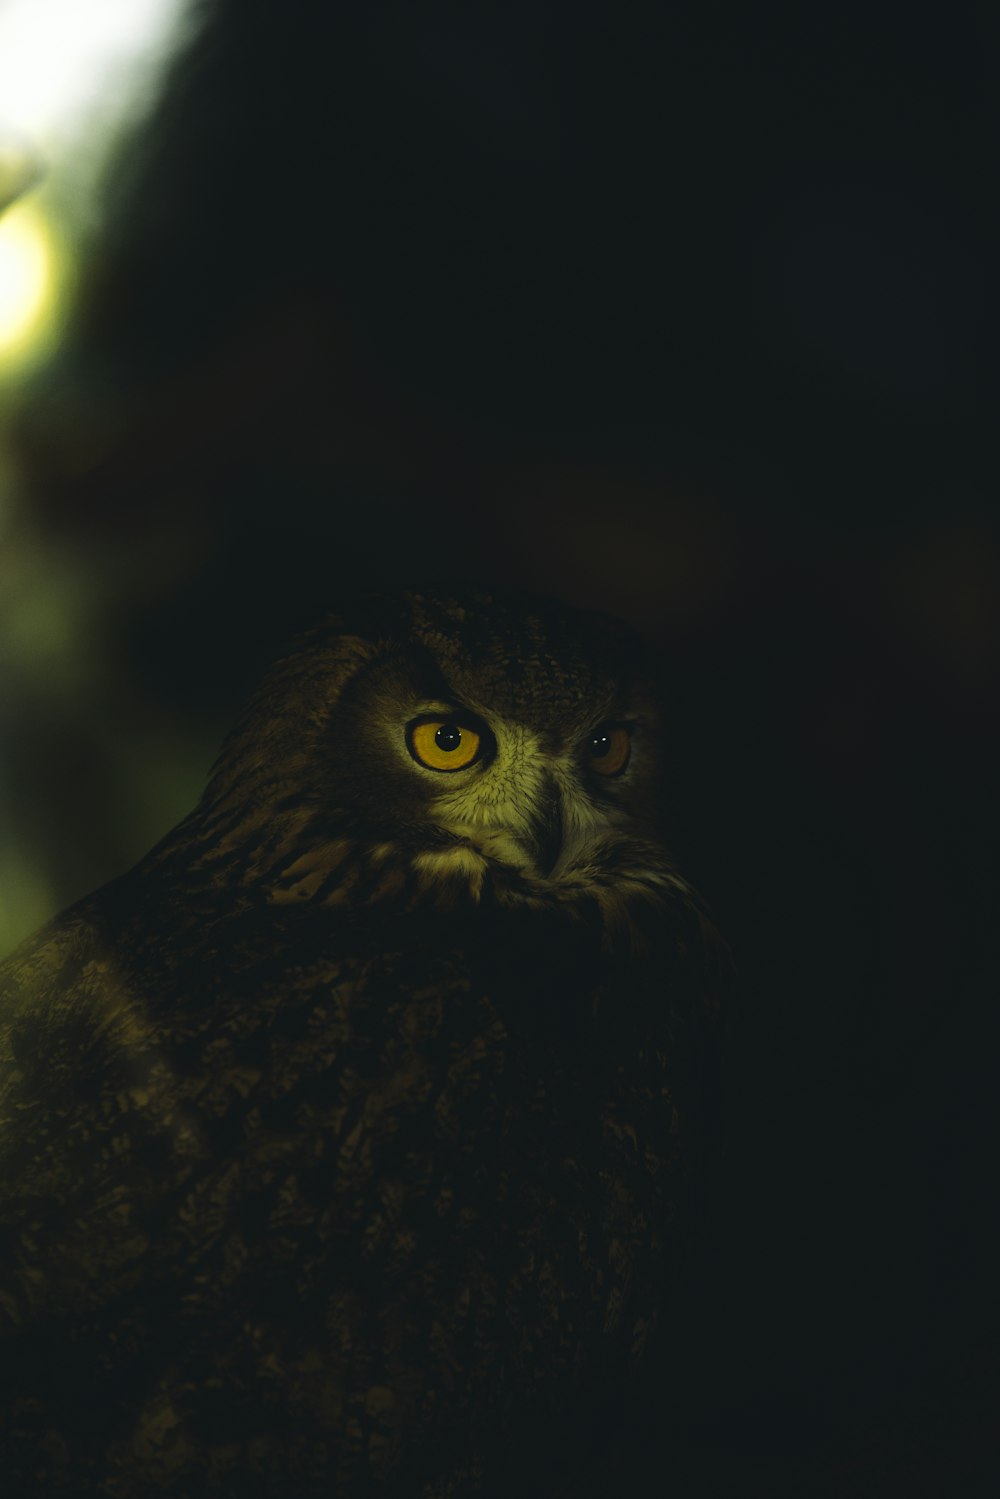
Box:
[0,893,695,1495]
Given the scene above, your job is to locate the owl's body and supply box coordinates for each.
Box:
[0,591,721,1495]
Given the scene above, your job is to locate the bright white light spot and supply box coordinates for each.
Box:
[0,0,189,151]
[0,196,57,359]
[0,0,188,365]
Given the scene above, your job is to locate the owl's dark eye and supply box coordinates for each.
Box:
[408,719,483,772]
[586,724,631,777]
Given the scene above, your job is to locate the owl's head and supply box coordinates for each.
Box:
[187,588,690,924]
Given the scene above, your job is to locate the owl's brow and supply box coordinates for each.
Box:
[409,700,472,717]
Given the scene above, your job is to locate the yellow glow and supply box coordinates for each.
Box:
[0,197,58,362]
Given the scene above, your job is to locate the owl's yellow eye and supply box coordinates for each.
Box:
[408,719,483,772]
[586,724,631,777]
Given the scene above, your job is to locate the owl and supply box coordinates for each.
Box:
[0,588,723,1497]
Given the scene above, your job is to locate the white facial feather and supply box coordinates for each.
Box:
[416,712,627,883]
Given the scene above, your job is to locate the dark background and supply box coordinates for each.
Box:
[7,1,999,1491]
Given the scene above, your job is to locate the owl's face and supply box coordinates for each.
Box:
[193,589,683,919]
[328,643,654,889]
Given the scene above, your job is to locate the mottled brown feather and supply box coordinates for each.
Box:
[0,589,724,1496]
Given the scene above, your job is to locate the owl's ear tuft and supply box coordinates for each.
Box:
[201,630,379,811]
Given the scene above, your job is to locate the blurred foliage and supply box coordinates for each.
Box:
[0,1,196,953]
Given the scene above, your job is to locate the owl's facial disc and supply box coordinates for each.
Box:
[402,706,636,882]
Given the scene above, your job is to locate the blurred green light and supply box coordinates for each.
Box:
[0,195,60,365]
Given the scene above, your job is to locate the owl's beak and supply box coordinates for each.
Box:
[528,780,564,879]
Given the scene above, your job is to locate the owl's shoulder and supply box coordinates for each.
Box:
[0,897,111,1081]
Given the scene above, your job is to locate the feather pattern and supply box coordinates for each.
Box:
[0,589,724,1495]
